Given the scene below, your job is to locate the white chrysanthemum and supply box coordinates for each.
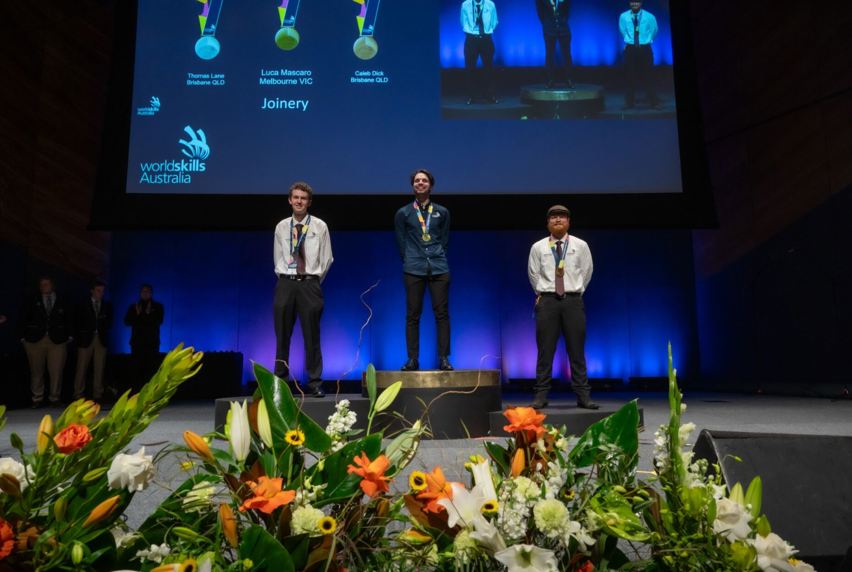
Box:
[533,499,569,538]
[0,457,35,492]
[513,476,541,502]
[135,543,170,564]
[291,505,325,536]
[753,533,797,572]
[713,498,753,543]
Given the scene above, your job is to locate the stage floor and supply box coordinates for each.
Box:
[3,391,850,527]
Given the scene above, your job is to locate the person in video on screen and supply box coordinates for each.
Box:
[461,0,499,104]
[535,0,573,88]
[527,205,598,410]
[619,0,660,109]
[272,181,334,398]
[394,169,453,372]
[124,283,164,391]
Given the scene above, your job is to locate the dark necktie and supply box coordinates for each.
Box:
[295,223,306,275]
[45,295,53,315]
[555,241,565,296]
[94,300,101,316]
[476,4,484,34]
[633,14,640,45]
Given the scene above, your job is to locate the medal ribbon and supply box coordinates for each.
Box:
[549,236,569,270]
[413,201,433,238]
[290,214,312,257]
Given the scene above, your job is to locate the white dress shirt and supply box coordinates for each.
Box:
[528,234,593,294]
[461,0,498,35]
[273,215,333,281]
[619,9,658,46]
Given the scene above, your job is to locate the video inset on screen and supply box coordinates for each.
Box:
[439,0,674,120]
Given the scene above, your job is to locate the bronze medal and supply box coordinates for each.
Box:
[556,267,565,277]
[422,233,431,241]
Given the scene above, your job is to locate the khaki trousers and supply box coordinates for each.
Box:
[74,337,107,400]
[24,335,67,403]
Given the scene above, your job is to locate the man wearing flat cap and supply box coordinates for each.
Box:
[527,205,598,409]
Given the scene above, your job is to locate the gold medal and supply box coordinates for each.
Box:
[556,267,564,277]
[422,234,431,241]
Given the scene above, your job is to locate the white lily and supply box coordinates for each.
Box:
[228,400,251,462]
[437,482,486,529]
[471,459,497,502]
[470,515,506,554]
[713,498,752,543]
[256,399,273,448]
[494,544,558,572]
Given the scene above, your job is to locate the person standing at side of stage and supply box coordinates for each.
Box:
[395,169,453,372]
[527,205,598,410]
[124,283,164,391]
[272,181,334,397]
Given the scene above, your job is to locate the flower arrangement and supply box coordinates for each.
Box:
[0,345,203,571]
[0,344,815,571]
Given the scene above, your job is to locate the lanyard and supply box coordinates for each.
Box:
[290,215,311,256]
[549,236,569,269]
[413,201,433,237]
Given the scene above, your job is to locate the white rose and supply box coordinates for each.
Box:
[107,447,155,492]
[713,498,752,542]
[0,457,35,492]
[753,533,797,572]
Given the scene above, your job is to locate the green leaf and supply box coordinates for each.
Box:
[366,363,377,407]
[483,441,511,477]
[588,487,651,541]
[240,525,295,572]
[754,514,772,537]
[281,534,310,569]
[10,432,23,451]
[254,362,331,454]
[385,421,423,472]
[745,476,762,518]
[311,433,382,506]
[569,400,640,469]
[374,381,402,413]
[729,482,745,506]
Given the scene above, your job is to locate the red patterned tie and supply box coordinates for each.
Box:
[555,240,565,296]
[295,224,306,275]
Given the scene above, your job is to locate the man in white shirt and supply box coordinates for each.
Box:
[618,0,660,109]
[273,182,334,397]
[460,0,499,104]
[527,205,598,409]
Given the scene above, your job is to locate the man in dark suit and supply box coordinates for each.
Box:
[73,280,112,402]
[123,283,164,390]
[535,0,573,88]
[21,276,73,407]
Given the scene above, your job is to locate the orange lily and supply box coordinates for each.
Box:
[0,517,13,560]
[239,476,296,514]
[83,495,121,528]
[503,406,546,438]
[416,466,456,513]
[219,503,239,547]
[511,448,526,477]
[183,431,214,462]
[347,452,391,498]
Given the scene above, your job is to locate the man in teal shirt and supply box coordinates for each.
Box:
[394,169,452,371]
[619,0,660,109]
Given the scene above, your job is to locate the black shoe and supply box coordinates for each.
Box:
[531,394,549,409]
[565,79,574,89]
[30,401,44,409]
[545,80,555,89]
[486,95,499,104]
[307,384,326,398]
[466,97,474,105]
[577,399,600,410]
[438,357,454,371]
[401,358,419,371]
[48,400,62,408]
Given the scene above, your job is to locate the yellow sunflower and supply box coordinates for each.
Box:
[318,516,337,535]
[285,429,305,446]
[481,500,499,515]
[409,471,428,492]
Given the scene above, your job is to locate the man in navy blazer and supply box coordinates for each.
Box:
[394,169,453,371]
[21,276,73,407]
[73,280,112,402]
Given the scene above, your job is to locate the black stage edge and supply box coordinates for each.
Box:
[694,430,852,568]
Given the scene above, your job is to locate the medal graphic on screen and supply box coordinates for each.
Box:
[195,0,223,60]
[275,0,302,51]
[352,0,380,60]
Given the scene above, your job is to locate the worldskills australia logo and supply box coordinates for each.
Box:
[138,125,210,185]
[136,96,161,116]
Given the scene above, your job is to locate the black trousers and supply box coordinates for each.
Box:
[624,44,657,106]
[404,272,450,360]
[534,293,591,399]
[543,32,572,84]
[273,276,324,388]
[464,33,495,98]
[129,346,161,392]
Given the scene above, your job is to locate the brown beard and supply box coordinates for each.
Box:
[547,221,568,237]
